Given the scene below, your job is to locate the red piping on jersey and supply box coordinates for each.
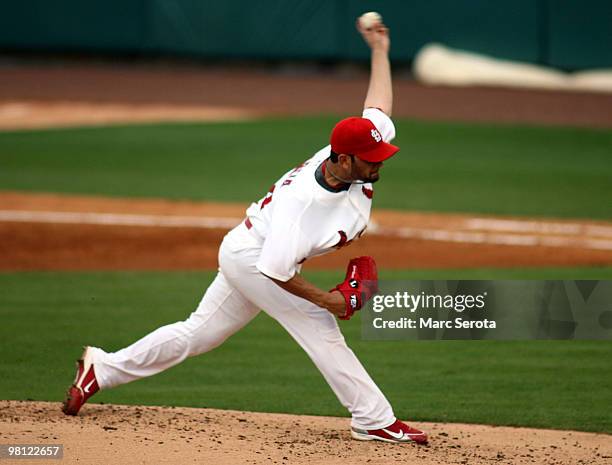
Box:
[334,230,348,248]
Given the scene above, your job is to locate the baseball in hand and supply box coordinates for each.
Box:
[359,11,382,29]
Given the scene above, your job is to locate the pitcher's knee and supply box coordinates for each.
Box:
[319,326,347,345]
[187,332,228,356]
[182,314,231,356]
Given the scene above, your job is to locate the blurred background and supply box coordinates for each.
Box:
[1,0,612,128]
[1,0,611,68]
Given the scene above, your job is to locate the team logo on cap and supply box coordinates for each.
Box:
[371,129,382,142]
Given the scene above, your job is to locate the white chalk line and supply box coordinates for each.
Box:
[466,218,612,238]
[0,210,241,229]
[1,210,612,251]
[369,225,612,251]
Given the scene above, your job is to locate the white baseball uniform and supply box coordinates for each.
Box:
[88,108,398,430]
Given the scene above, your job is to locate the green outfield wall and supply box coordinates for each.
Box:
[1,0,610,69]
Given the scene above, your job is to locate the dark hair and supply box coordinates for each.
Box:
[329,150,355,163]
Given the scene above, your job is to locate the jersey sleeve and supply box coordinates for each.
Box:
[362,107,396,142]
[256,194,312,282]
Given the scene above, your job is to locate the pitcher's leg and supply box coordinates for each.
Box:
[220,252,394,430]
[92,272,259,389]
[285,310,396,430]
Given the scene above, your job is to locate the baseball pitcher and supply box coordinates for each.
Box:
[62,18,427,445]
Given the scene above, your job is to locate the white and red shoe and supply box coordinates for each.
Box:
[351,419,428,444]
[62,346,99,416]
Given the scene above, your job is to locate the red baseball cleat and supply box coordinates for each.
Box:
[351,419,428,444]
[62,346,99,416]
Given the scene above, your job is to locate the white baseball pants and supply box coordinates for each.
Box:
[90,224,395,430]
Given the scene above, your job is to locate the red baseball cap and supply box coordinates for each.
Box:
[330,117,399,162]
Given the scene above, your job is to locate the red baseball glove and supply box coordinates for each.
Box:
[332,256,379,320]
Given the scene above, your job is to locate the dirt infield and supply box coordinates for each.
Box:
[1,401,610,465]
[0,100,258,131]
[1,191,611,271]
[1,65,612,129]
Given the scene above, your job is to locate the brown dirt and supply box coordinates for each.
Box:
[0,100,258,130]
[1,191,611,271]
[1,65,612,129]
[1,401,610,465]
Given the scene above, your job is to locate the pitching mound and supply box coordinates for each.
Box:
[1,401,609,465]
